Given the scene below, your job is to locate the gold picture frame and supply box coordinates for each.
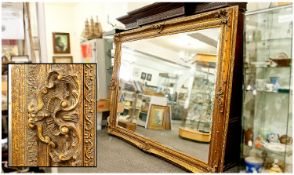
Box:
[108,6,244,172]
[53,32,71,54]
[147,105,170,130]
[53,56,73,63]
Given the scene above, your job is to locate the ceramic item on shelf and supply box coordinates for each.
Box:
[245,128,254,146]
[279,135,292,144]
[245,156,264,173]
[277,52,289,59]
[254,136,263,149]
[269,77,279,84]
[269,77,280,92]
[246,84,252,91]
[267,133,279,143]
[268,159,283,173]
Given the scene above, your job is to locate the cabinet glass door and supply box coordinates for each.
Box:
[242,5,292,173]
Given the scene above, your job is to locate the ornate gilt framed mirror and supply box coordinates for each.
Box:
[108,5,244,172]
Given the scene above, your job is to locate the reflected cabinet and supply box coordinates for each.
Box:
[242,5,292,173]
[108,3,245,172]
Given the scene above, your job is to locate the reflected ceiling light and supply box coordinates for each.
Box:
[169,34,204,48]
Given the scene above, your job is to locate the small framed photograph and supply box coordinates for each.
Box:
[53,56,73,63]
[11,55,30,63]
[141,72,146,80]
[53,32,71,54]
[146,73,152,81]
[147,104,170,130]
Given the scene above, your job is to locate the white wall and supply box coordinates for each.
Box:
[42,2,150,63]
[44,3,78,62]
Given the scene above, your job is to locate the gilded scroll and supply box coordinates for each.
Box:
[11,64,96,167]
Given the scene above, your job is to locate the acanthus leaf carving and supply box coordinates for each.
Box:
[216,88,224,113]
[28,69,81,166]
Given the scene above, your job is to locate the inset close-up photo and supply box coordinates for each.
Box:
[8,64,96,167]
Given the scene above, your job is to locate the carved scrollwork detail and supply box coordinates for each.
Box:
[215,9,228,25]
[109,78,118,90]
[114,34,121,41]
[28,70,81,166]
[139,141,151,151]
[107,125,113,133]
[152,24,165,34]
[216,88,224,113]
[220,18,228,24]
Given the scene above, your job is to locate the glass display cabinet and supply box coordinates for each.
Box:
[242,5,292,173]
[179,54,217,143]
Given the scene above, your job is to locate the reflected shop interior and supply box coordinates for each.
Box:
[116,28,220,163]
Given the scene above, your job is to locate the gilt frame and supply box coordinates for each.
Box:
[108,6,240,172]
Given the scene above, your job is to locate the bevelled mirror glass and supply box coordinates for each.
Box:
[108,5,244,172]
[117,28,220,163]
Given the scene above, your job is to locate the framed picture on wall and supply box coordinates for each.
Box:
[11,55,30,63]
[146,73,152,81]
[53,56,73,63]
[53,32,71,54]
[141,72,146,80]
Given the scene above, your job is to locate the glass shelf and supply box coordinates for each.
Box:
[246,37,292,44]
[245,89,290,94]
[245,65,291,69]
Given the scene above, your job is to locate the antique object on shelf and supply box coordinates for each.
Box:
[242,5,292,173]
[10,64,97,166]
[279,135,292,145]
[245,128,254,146]
[83,17,103,40]
[268,159,283,173]
[244,156,264,173]
[108,3,245,172]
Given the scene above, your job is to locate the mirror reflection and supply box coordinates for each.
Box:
[117,28,220,163]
